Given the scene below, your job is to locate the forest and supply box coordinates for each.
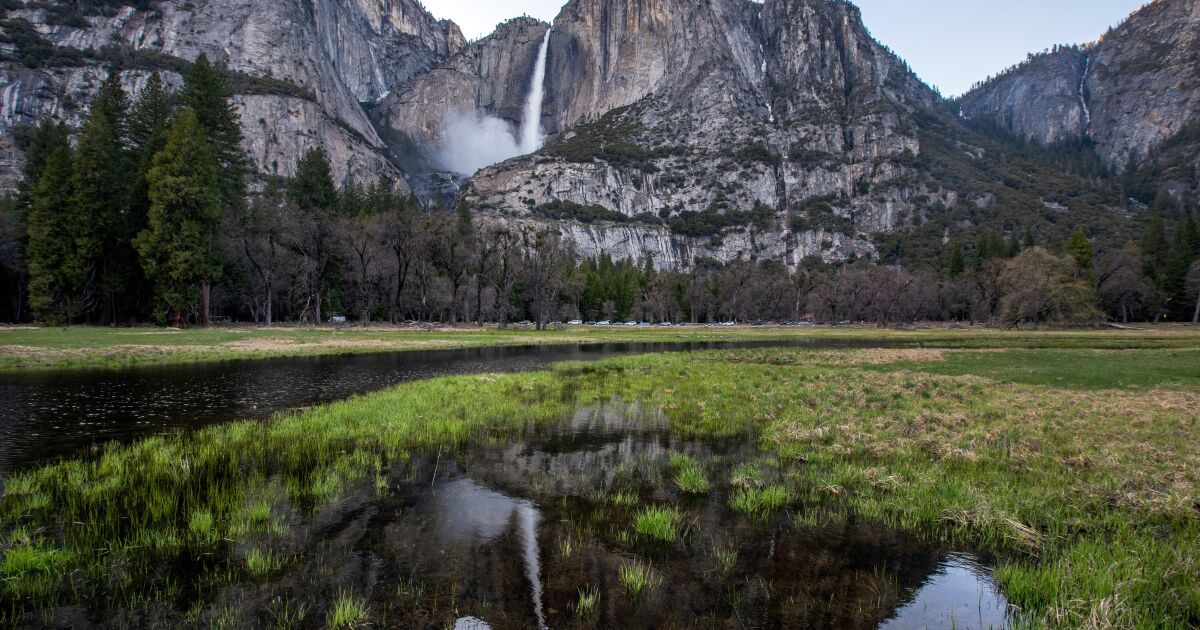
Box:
[0,58,1198,329]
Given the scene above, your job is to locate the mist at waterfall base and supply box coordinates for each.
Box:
[433,111,526,175]
[434,29,552,176]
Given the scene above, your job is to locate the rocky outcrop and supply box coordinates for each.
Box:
[1,0,1166,268]
[958,48,1090,146]
[960,0,1200,170]
[459,0,947,265]
[372,17,550,159]
[0,0,464,188]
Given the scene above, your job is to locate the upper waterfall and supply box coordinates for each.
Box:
[519,28,552,153]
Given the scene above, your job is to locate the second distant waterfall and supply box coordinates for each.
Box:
[519,29,552,153]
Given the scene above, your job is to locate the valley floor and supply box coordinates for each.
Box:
[2,322,1199,372]
[0,333,1198,627]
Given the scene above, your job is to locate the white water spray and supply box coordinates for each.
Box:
[434,27,553,175]
[519,28,552,154]
[1079,54,1092,131]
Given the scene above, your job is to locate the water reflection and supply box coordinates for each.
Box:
[881,554,1009,629]
[0,339,883,475]
[353,405,1010,629]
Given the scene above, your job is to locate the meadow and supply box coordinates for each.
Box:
[2,322,1198,372]
[0,330,1198,627]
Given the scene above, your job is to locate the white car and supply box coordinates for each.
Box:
[722,321,736,326]
[568,320,583,326]
[625,321,638,327]
[597,320,611,326]
[659,322,673,327]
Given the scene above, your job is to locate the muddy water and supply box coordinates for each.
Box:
[251,403,1009,629]
[0,339,889,475]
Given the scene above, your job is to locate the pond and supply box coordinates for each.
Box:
[149,401,1009,629]
[0,339,891,475]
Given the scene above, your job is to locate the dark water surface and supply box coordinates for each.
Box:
[209,403,1010,629]
[0,339,885,475]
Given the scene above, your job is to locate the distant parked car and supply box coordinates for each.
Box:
[625,321,638,327]
[722,321,735,326]
[598,320,611,326]
[796,321,813,327]
[837,320,852,326]
[585,321,597,326]
[659,322,673,327]
[516,320,532,326]
[568,320,583,326]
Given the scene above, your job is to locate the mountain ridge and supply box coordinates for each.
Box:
[1,0,1193,269]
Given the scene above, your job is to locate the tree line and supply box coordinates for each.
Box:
[0,59,1198,328]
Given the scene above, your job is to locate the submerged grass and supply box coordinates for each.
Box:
[632,505,682,542]
[1,333,1198,626]
[668,452,711,494]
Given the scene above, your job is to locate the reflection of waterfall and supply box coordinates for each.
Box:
[517,502,548,630]
[519,28,552,154]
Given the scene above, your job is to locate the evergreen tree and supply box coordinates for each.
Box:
[70,103,130,321]
[92,71,131,151]
[1141,214,1169,278]
[26,146,77,323]
[17,118,71,208]
[1066,227,1094,271]
[129,73,173,156]
[1022,227,1036,250]
[126,73,175,318]
[134,109,224,327]
[946,242,965,278]
[183,54,246,211]
[288,147,338,211]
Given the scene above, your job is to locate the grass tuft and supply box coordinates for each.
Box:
[632,505,682,542]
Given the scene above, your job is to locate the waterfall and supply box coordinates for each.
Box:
[1079,54,1093,132]
[519,28,552,154]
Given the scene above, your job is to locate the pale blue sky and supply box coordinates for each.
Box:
[423,0,1149,96]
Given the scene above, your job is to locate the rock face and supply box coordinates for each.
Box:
[460,0,952,266]
[0,0,464,188]
[960,0,1200,170]
[372,17,550,162]
[3,0,1185,268]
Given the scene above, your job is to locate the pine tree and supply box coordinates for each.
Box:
[1022,227,1036,250]
[135,109,224,327]
[1141,213,1169,278]
[183,54,246,212]
[288,147,338,211]
[946,242,965,278]
[92,71,131,151]
[26,146,77,323]
[17,118,71,208]
[1066,227,1094,271]
[126,73,175,319]
[129,73,173,156]
[70,104,130,321]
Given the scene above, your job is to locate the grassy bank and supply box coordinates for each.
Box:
[3,323,1199,372]
[1,338,1198,626]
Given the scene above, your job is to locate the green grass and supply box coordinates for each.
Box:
[1,333,1198,626]
[326,591,369,629]
[575,585,600,616]
[729,485,795,520]
[244,549,283,581]
[668,452,712,494]
[632,505,682,542]
[618,562,660,597]
[4,323,1197,372]
[873,347,1200,390]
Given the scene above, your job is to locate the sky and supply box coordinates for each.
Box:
[422,0,1149,96]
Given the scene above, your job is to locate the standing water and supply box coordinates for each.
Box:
[519,28,552,153]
